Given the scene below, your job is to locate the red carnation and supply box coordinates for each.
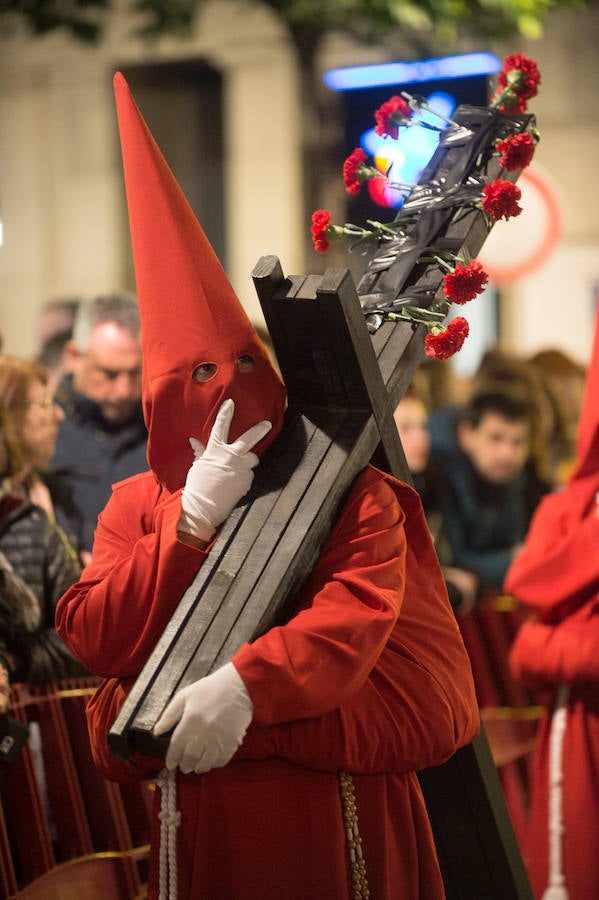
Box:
[343,147,369,195]
[443,260,489,305]
[311,209,332,253]
[496,132,535,171]
[481,179,522,221]
[491,53,540,112]
[425,317,470,360]
[499,53,541,101]
[374,95,412,140]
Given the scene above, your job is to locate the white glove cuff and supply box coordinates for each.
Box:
[224,662,253,716]
[178,503,216,543]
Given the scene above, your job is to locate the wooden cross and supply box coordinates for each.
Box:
[109,104,536,899]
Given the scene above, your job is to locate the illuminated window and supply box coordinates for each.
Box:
[324,53,503,371]
[359,91,457,209]
[329,53,499,219]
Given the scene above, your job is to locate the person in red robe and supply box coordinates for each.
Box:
[56,73,479,900]
[505,308,599,900]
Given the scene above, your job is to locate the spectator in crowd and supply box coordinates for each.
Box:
[505,315,599,900]
[0,356,86,689]
[418,356,465,413]
[429,381,551,594]
[0,549,40,708]
[50,293,148,557]
[473,347,561,504]
[35,297,80,350]
[527,347,587,486]
[394,385,479,613]
[37,331,72,395]
[35,298,81,393]
[0,647,10,715]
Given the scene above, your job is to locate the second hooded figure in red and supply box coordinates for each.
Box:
[506,302,599,900]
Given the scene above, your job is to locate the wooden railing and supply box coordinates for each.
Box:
[0,677,153,899]
[457,594,543,850]
[0,604,538,898]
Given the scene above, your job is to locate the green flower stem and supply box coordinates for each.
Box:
[359,165,385,182]
[388,306,446,328]
[405,306,446,322]
[366,219,411,237]
[359,166,415,194]
[506,69,526,90]
[417,252,459,272]
[489,82,521,110]
[400,91,460,130]
[386,181,416,192]
[450,204,480,226]
[343,224,372,236]
[327,224,375,241]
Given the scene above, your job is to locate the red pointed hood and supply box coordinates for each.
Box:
[113,73,286,492]
[570,299,599,486]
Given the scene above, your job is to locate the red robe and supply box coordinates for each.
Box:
[505,313,599,900]
[506,484,599,900]
[56,465,478,899]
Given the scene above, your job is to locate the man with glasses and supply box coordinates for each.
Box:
[49,293,148,561]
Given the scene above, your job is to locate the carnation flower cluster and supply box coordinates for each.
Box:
[489,53,541,113]
[311,53,540,360]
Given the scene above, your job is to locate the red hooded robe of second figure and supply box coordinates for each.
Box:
[55,74,479,899]
[505,306,599,900]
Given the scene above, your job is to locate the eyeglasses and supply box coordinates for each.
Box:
[27,395,56,411]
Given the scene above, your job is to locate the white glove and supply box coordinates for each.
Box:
[153,662,253,774]
[179,398,272,542]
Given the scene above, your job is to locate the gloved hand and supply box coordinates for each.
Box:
[153,662,253,774]
[179,398,272,542]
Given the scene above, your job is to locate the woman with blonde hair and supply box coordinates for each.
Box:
[0,355,86,693]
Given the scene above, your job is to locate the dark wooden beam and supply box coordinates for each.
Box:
[109,262,426,760]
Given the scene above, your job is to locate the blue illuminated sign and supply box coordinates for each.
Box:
[324,52,501,92]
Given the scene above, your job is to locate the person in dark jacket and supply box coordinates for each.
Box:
[50,293,148,559]
[429,381,552,593]
[0,356,86,688]
[394,386,479,612]
[0,549,40,709]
